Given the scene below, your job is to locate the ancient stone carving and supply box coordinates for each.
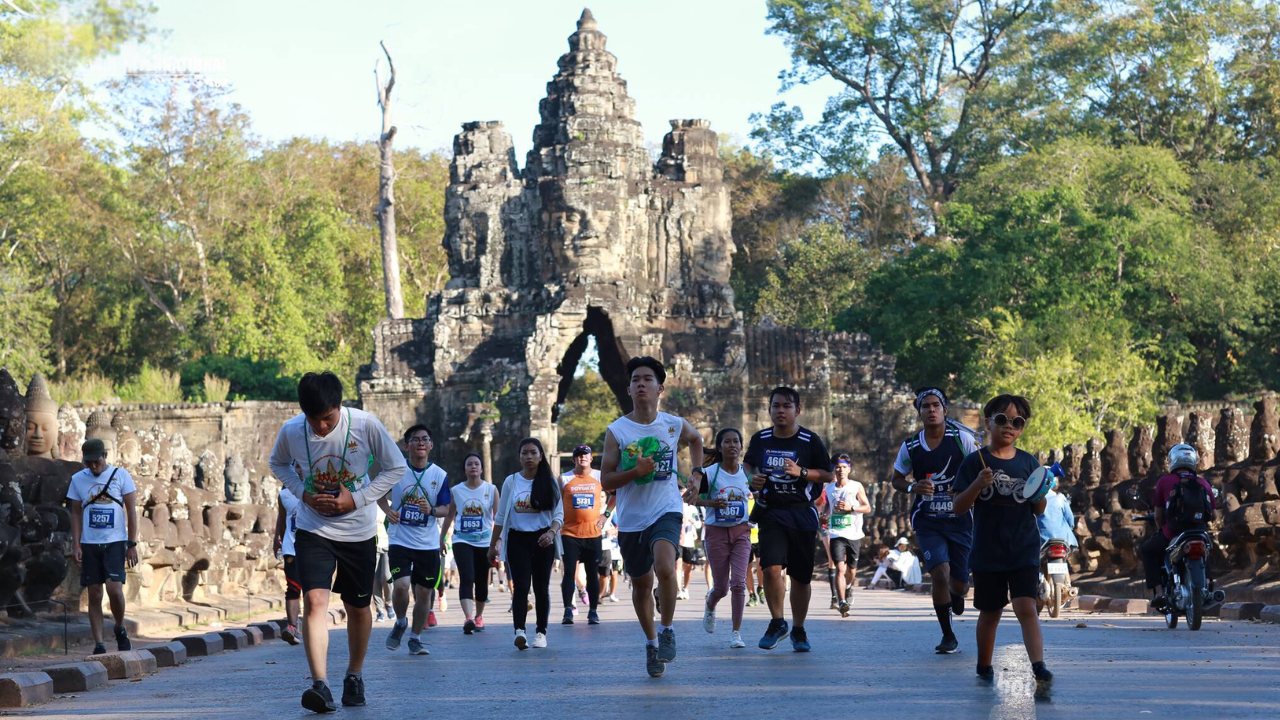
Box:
[56,404,84,462]
[23,372,57,459]
[0,369,23,456]
[224,453,250,504]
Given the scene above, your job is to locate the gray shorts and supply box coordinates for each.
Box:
[618,512,681,579]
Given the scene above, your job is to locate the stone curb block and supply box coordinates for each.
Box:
[1109,598,1150,615]
[42,661,108,693]
[94,650,157,680]
[1260,605,1280,624]
[249,622,278,640]
[218,629,250,650]
[1220,602,1265,621]
[0,672,54,708]
[144,641,188,667]
[173,633,224,656]
[1077,595,1111,613]
[241,625,264,646]
[272,618,290,631]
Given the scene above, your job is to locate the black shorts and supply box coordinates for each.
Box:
[972,566,1040,611]
[294,530,377,608]
[757,520,817,583]
[618,512,681,578]
[283,554,302,601]
[388,544,441,589]
[829,536,861,566]
[749,542,759,562]
[80,542,127,586]
[680,546,697,564]
[598,549,613,572]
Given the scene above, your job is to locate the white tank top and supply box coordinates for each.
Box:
[450,481,496,547]
[608,412,685,533]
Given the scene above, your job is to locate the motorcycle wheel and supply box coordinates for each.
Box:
[1165,608,1178,629]
[1187,589,1203,631]
[1049,582,1061,619]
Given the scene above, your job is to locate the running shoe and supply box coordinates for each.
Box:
[677,588,690,600]
[282,624,301,645]
[657,628,677,662]
[756,589,766,604]
[976,664,995,683]
[532,632,548,649]
[514,629,528,650]
[474,617,485,631]
[845,587,853,605]
[951,592,965,616]
[790,626,811,652]
[375,611,386,623]
[386,620,407,650]
[587,610,600,625]
[341,674,365,707]
[92,642,106,655]
[301,681,337,713]
[746,595,758,608]
[703,591,716,634]
[562,608,574,625]
[579,588,589,606]
[838,600,851,617]
[1033,662,1054,684]
[606,594,619,603]
[407,637,429,655]
[758,618,789,650]
[464,619,476,634]
[829,595,839,610]
[935,634,959,654]
[730,631,746,649]
[427,611,438,627]
[387,610,397,622]
[114,624,131,652]
[645,644,665,678]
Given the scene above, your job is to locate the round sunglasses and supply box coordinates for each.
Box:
[989,413,1026,430]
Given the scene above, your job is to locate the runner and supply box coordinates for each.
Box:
[380,425,449,656]
[676,502,702,600]
[821,453,871,617]
[889,387,979,654]
[66,438,138,655]
[268,371,407,713]
[694,428,751,648]
[953,394,1053,687]
[600,356,703,678]
[743,386,832,652]
[559,444,610,626]
[273,485,303,645]
[489,438,563,650]
[598,508,621,602]
[443,452,498,634]
[746,496,762,607]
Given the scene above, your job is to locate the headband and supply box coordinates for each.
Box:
[914,388,947,410]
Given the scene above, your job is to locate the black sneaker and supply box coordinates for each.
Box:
[976,665,995,683]
[838,600,850,617]
[790,626,811,652]
[758,618,789,650]
[562,608,574,625]
[645,644,665,678]
[92,643,106,655]
[301,682,337,713]
[114,625,131,652]
[935,634,959,654]
[587,610,600,625]
[657,628,677,662]
[829,595,839,610]
[951,592,965,616]
[386,620,406,650]
[463,619,476,635]
[1032,662,1054,684]
[341,674,365,707]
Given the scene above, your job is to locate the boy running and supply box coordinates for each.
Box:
[744,387,832,652]
[821,453,870,617]
[600,356,703,678]
[268,372,407,713]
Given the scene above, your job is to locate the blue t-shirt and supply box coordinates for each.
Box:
[953,448,1042,572]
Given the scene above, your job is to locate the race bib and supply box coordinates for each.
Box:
[925,493,954,515]
[716,500,746,523]
[400,503,428,526]
[831,514,853,529]
[459,515,483,534]
[89,507,114,530]
[572,493,595,510]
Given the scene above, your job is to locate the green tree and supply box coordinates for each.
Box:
[755,222,876,330]
[556,369,619,456]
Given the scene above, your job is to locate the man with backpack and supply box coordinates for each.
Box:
[1141,443,1216,612]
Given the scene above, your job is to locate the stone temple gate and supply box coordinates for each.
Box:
[358,9,914,479]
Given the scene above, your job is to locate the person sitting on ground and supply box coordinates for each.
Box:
[888,538,921,588]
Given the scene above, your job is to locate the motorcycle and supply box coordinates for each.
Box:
[1134,513,1226,631]
[1036,539,1073,618]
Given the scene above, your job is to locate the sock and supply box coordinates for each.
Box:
[345,670,361,680]
[659,624,672,634]
[395,617,407,628]
[646,636,659,647]
[951,592,965,616]
[934,603,954,636]
[313,678,328,688]
[410,633,421,642]
[827,568,837,596]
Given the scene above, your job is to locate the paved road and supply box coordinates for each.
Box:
[18,574,1280,720]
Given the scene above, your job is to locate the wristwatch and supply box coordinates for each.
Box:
[126,540,138,548]
[908,482,917,493]
[800,467,809,480]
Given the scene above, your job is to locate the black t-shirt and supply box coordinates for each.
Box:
[953,448,1042,572]
[743,425,831,531]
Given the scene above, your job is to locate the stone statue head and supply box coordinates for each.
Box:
[22,372,57,459]
[0,369,23,455]
[224,453,250,504]
[542,183,621,280]
[84,410,117,458]
[57,403,85,462]
[168,433,196,488]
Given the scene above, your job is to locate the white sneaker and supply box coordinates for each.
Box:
[730,631,746,649]
[514,629,528,650]
[703,591,716,634]
[532,632,547,649]
[677,589,690,601]
[607,594,619,603]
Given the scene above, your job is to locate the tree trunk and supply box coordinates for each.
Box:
[375,41,405,319]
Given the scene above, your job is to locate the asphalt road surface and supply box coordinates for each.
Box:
[18,574,1280,720]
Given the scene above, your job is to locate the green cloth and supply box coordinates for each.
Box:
[618,436,663,485]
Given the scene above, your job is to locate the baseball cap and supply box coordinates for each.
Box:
[573,444,593,457]
[81,438,107,463]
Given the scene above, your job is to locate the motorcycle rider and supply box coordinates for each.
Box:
[1036,485,1078,602]
[1140,444,1216,612]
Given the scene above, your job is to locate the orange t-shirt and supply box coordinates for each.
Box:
[560,470,604,539]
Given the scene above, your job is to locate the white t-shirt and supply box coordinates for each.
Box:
[505,473,556,532]
[388,462,450,551]
[268,408,408,542]
[451,481,497,547]
[702,462,751,527]
[280,488,302,557]
[608,412,685,533]
[680,504,702,547]
[67,464,136,544]
[824,480,866,541]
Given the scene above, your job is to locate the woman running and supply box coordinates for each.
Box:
[693,428,752,649]
[489,438,563,650]
[443,453,499,634]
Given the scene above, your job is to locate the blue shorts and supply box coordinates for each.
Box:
[914,521,972,583]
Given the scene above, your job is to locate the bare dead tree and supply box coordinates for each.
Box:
[374,40,404,319]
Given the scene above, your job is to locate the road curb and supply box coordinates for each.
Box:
[1220,602,1265,621]
[42,661,108,693]
[143,641,189,667]
[94,650,158,680]
[0,672,54,708]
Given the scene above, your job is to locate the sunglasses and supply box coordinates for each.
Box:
[990,413,1026,430]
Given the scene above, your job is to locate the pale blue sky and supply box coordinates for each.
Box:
[91,0,839,159]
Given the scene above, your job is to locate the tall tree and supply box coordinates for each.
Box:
[374,40,404,319]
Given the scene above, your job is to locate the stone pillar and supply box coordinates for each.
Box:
[1185,411,1215,471]
[1249,395,1279,464]
[1152,411,1184,477]
[1128,424,1154,479]
[1216,407,1248,466]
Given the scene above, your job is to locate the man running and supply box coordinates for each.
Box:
[268,372,407,713]
[274,485,303,644]
[600,356,703,678]
[890,387,979,655]
[744,387,832,652]
[822,453,871,617]
[381,424,450,656]
[559,444,610,626]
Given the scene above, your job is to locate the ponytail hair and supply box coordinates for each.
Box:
[703,428,743,468]
[517,438,558,511]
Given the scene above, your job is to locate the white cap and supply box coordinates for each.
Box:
[895,537,909,546]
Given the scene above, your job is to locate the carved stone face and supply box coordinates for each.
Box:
[544,188,620,279]
[24,410,56,457]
